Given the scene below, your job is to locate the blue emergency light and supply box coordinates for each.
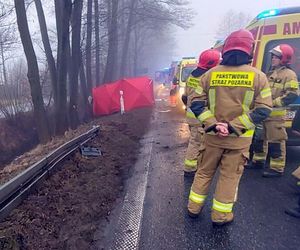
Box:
[257,9,279,19]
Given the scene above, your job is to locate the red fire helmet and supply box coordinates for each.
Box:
[222,29,254,56]
[198,49,221,69]
[270,44,294,65]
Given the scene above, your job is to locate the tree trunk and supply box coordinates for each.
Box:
[94,0,100,85]
[132,14,145,77]
[34,0,57,105]
[85,0,93,93]
[103,0,118,83]
[116,0,126,79]
[79,52,91,122]
[54,0,72,135]
[14,0,50,143]
[119,0,136,78]
[69,0,83,129]
[0,38,8,85]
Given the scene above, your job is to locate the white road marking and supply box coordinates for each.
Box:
[110,122,155,250]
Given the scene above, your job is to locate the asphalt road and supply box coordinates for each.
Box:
[107,87,300,250]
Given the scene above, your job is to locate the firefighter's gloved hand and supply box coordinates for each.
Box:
[190,101,204,117]
[204,124,217,133]
[216,122,229,137]
[228,123,242,136]
[181,95,187,105]
[254,124,264,140]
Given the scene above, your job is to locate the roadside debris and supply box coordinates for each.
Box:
[80,146,102,157]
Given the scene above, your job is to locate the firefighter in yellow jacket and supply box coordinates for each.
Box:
[182,49,221,176]
[187,29,273,225]
[247,44,299,177]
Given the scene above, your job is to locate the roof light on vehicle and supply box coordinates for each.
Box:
[257,9,279,19]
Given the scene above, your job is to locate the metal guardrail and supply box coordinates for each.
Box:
[0,125,100,221]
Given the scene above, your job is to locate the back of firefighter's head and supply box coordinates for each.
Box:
[270,44,294,66]
[198,49,221,70]
[222,29,255,57]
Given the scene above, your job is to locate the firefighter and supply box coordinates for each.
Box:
[169,75,179,107]
[187,29,273,226]
[182,49,221,176]
[247,44,299,177]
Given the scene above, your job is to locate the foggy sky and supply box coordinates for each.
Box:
[174,0,299,59]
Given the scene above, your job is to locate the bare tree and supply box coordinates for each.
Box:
[215,10,252,41]
[103,0,118,83]
[119,0,136,78]
[14,0,50,143]
[118,0,193,78]
[0,26,17,85]
[85,0,93,93]
[69,0,83,129]
[94,0,100,85]
[54,0,72,135]
[0,60,31,119]
[34,0,57,106]
[79,52,91,121]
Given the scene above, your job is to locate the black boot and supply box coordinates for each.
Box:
[285,206,300,218]
[262,168,283,178]
[288,177,300,194]
[187,210,199,218]
[184,170,196,177]
[244,161,264,169]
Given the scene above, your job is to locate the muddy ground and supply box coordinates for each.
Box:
[0,107,153,250]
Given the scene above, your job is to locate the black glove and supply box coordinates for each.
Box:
[181,95,187,105]
[190,101,205,117]
[205,124,218,133]
[228,123,242,136]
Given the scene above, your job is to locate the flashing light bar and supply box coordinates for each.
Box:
[257,9,279,19]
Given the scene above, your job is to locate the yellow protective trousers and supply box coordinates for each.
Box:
[253,119,287,172]
[188,144,248,221]
[184,125,205,173]
[292,166,300,180]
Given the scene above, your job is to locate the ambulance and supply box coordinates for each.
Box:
[215,6,300,145]
[174,57,198,98]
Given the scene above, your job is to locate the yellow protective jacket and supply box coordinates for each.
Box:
[185,68,207,125]
[190,64,273,149]
[266,66,299,121]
